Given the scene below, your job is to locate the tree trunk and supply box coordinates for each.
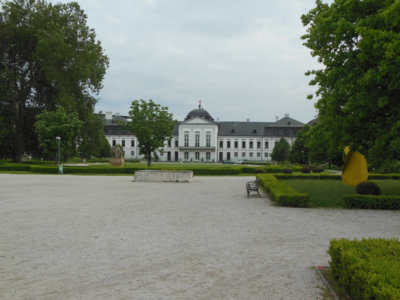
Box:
[12,99,25,163]
[147,157,151,167]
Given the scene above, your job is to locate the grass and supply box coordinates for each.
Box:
[284,180,400,208]
[319,267,351,299]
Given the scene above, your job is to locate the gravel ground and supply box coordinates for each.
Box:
[1,174,399,300]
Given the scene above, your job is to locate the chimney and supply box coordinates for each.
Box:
[115,112,120,116]
[276,116,279,121]
[246,119,249,122]
[285,113,289,118]
[105,111,113,120]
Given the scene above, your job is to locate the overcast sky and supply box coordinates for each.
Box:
[55,0,333,123]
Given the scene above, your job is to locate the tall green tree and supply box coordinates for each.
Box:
[301,0,400,167]
[271,137,291,165]
[34,106,82,163]
[121,99,176,167]
[0,0,109,162]
[290,124,310,164]
[78,114,108,159]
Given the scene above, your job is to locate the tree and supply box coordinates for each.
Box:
[122,99,176,167]
[301,0,400,168]
[271,137,291,164]
[290,124,310,165]
[78,114,108,159]
[0,0,109,162]
[34,106,82,163]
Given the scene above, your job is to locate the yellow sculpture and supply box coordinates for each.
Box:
[342,146,368,186]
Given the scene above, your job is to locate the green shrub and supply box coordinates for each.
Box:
[328,238,400,300]
[282,168,292,174]
[30,166,58,173]
[356,181,381,195]
[301,167,311,173]
[0,164,32,171]
[257,174,310,207]
[254,168,266,174]
[312,167,324,173]
[343,195,400,210]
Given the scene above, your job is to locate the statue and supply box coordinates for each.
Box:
[110,145,124,167]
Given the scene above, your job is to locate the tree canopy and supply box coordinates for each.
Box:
[271,137,291,164]
[301,0,400,167]
[122,99,176,167]
[34,106,82,163]
[0,0,109,162]
[290,124,310,165]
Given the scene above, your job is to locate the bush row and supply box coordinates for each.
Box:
[328,238,400,300]
[343,195,400,210]
[257,174,310,207]
[0,164,32,171]
[242,166,303,174]
[274,174,342,180]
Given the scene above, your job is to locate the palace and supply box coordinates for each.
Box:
[102,107,305,162]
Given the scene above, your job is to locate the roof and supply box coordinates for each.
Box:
[185,108,214,121]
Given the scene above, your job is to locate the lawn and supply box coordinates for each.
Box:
[284,180,400,208]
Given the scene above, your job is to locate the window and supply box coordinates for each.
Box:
[227,141,231,148]
[113,129,117,133]
[231,129,235,133]
[249,141,254,149]
[112,140,116,146]
[131,140,135,147]
[206,134,211,147]
[175,140,178,147]
[195,152,200,160]
[121,140,125,147]
[184,152,189,160]
[242,141,246,148]
[234,141,238,148]
[242,152,246,157]
[257,141,261,149]
[219,140,223,148]
[253,129,257,134]
[122,129,127,133]
[160,152,164,156]
[257,152,261,157]
[131,151,135,156]
[274,130,279,135]
[184,134,189,147]
[284,130,289,135]
[168,140,171,147]
[195,133,200,147]
[249,152,253,157]
[265,141,269,149]
[234,152,238,157]
[206,152,211,160]
[264,153,269,157]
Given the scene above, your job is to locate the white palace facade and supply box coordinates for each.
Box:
[102,107,305,162]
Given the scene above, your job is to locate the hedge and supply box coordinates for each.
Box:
[274,174,342,180]
[343,195,400,210]
[0,164,32,171]
[257,174,310,207]
[328,238,400,300]
[242,166,302,174]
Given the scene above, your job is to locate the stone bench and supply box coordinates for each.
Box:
[134,170,194,183]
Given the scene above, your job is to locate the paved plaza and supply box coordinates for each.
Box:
[1,174,399,299]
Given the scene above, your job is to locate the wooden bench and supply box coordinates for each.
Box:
[246,178,261,198]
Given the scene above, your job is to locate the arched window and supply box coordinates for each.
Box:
[195,133,200,147]
[184,133,189,147]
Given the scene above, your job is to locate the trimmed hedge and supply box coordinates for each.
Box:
[343,195,400,210]
[328,238,400,300]
[0,164,32,171]
[273,174,342,180]
[242,166,302,174]
[30,166,58,173]
[257,174,310,207]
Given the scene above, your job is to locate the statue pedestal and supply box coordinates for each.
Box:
[110,158,125,167]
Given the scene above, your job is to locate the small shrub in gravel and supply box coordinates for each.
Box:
[254,168,266,174]
[301,167,311,173]
[282,168,292,174]
[312,167,324,173]
[356,181,381,195]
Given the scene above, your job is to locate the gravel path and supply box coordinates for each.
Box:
[1,174,399,299]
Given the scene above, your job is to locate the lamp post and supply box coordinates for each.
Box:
[56,137,62,174]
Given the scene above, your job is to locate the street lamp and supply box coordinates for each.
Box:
[56,137,62,174]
